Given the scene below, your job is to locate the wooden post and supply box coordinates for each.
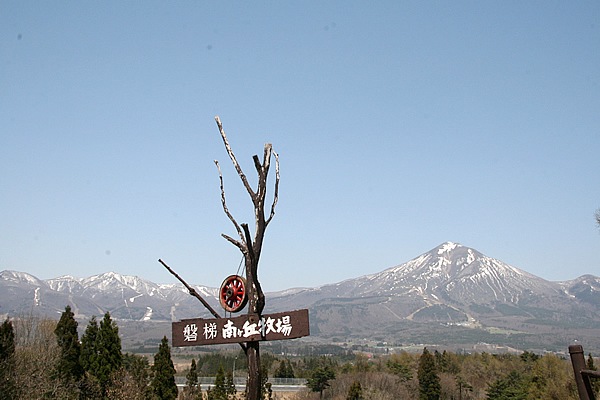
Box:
[569,344,595,400]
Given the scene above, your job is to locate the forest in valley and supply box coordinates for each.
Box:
[1,308,599,400]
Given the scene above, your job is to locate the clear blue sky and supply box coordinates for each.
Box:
[2,2,599,292]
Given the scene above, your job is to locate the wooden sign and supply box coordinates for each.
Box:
[172,309,310,347]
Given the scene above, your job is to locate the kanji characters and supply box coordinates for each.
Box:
[203,322,218,340]
[183,323,198,341]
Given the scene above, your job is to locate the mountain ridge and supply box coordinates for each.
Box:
[2,242,599,352]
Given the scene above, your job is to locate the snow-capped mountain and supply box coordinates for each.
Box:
[559,274,600,307]
[1,242,599,352]
[0,270,220,321]
[335,241,563,306]
[269,242,600,350]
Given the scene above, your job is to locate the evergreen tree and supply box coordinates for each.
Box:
[286,359,295,378]
[80,313,123,396]
[225,369,236,398]
[519,350,539,364]
[208,364,227,400]
[387,354,413,382]
[184,358,201,399]
[418,347,441,400]
[307,365,336,399]
[95,312,123,393]
[455,375,473,400]
[80,317,103,400]
[0,318,17,400]
[123,352,151,398]
[80,315,99,373]
[486,370,527,400]
[150,336,178,400]
[54,305,84,383]
[347,380,363,400]
[186,358,199,389]
[274,359,295,378]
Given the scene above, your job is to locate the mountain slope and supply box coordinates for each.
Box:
[1,242,599,352]
[269,242,600,350]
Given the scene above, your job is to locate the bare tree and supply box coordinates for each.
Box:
[595,208,600,230]
[214,116,280,400]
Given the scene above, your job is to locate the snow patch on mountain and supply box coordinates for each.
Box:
[34,287,40,306]
[142,307,153,321]
[438,242,460,255]
[1,270,46,286]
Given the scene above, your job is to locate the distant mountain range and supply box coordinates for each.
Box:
[2,242,599,352]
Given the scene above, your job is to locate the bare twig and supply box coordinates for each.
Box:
[214,159,246,251]
[215,116,255,198]
[266,150,279,226]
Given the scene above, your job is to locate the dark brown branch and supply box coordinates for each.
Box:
[242,224,265,315]
[252,154,263,180]
[158,258,222,319]
[221,233,246,254]
[159,258,247,351]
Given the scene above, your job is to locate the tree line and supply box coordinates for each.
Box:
[0,306,178,399]
[2,309,599,399]
[175,345,599,399]
[285,347,598,399]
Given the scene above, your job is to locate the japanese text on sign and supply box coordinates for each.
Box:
[172,309,310,347]
[182,315,292,342]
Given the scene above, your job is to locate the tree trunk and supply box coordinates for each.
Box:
[246,341,261,400]
[213,117,280,400]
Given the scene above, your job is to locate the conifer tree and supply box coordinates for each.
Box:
[184,358,201,399]
[186,358,198,389]
[275,359,295,378]
[307,365,336,399]
[80,313,122,395]
[486,371,527,400]
[80,315,99,373]
[418,347,441,400]
[226,369,237,398]
[0,318,17,400]
[96,312,123,393]
[208,364,227,400]
[54,305,84,383]
[123,352,151,398]
[150,336,178,400]
[347,380,363,400]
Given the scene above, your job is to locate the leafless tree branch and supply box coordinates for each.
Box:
[214,159,246,249]
[221,233,245,253]
[266,150,280,226]
[215,116,256,198]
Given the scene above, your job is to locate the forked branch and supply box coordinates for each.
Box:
[213,116,280,247]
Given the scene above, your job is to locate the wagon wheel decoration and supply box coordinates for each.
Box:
[219,275,248,313]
